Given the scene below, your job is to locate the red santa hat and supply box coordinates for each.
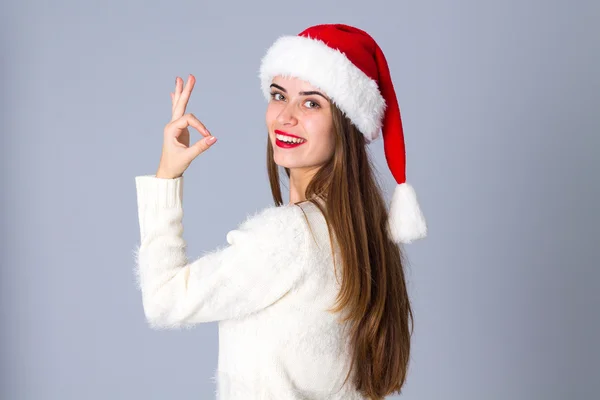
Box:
[259,23,427,244]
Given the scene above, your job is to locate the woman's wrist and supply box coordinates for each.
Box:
[155,170,181,179]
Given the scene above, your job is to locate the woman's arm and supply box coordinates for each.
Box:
[133,174,311,329]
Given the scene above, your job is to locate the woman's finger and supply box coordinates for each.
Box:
[173,77,182,110]
[170,78,182,118]
[172,75,195,121]
[171,113,211,139]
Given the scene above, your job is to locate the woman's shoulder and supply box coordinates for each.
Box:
[225,203,309,246]
[225,200,335,269]
[227,200,329,247]
[237,199,324,227]
[236,203,304,230]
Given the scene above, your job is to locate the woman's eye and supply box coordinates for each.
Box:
[304,100,320,109]
[270,92,285,101]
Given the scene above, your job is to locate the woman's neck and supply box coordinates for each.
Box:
[288,166,320,204]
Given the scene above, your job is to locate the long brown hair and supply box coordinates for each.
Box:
[266,102,414,399]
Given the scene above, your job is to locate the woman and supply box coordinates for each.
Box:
[134,24,427,400]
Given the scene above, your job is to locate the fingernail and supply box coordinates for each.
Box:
[207,136,217,144]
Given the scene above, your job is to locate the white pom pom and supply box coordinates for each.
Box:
[387,182,427,244]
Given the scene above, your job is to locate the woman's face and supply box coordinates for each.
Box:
[265,76,335,171]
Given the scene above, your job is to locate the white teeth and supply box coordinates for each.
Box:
[276,133,305,144]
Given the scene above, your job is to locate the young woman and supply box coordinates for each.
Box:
[134,24,427,400]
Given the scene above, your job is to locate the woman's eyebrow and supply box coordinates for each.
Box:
[270,83,329,101]
[299,91,329,101]
[270,83,287,92]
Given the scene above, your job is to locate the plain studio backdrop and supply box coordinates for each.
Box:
[1,0,598,399]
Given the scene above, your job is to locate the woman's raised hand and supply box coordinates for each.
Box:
[155,74,217,179]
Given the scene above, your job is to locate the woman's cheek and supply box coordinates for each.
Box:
[265,106,277,126]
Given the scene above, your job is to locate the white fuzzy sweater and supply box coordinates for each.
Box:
[133,175,368,400]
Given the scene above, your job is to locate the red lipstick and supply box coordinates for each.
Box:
[274,130,306,149]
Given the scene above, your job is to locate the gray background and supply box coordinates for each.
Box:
[1,0,598,399]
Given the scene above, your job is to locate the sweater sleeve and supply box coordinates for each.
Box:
[133,175,311,329]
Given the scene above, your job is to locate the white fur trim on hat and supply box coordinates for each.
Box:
[259,35,386,142]
[387,182,427,244]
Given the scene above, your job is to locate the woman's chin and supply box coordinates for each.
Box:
[273,155,297,169]
[274,160,296,169]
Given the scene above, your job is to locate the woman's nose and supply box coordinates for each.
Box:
[276,103,298,125]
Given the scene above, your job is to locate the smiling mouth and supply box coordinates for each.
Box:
[275,136,306,148]
[275,130,306,142]
[274,130,306,148]
[276,134,305,143]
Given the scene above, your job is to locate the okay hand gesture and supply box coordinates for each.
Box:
[156,74,217,179]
